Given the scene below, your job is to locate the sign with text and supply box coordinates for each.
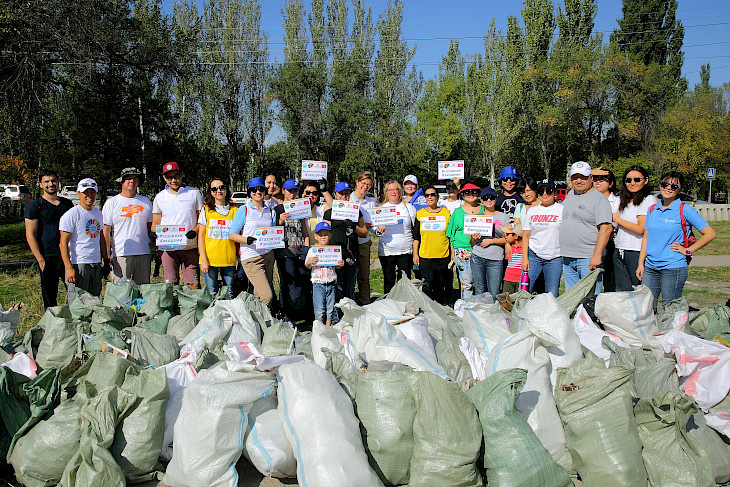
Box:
[369,206,398,226]
[255,227,285,249]
[463,215,493,236]
[282,198,311,220]
[301,160,328,180]
[310,245,342,266]
[331,201,360,221]
[156,225,187,248]
[419,215,448,232]
[438,160,465,180]
[207,219,232,239]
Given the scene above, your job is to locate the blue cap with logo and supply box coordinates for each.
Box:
[334,182,351,193]
[315,221,332,233]
[538,178,556,189]
[480,187,497,198]
[498,166,519,180]
[248,177,266,189]
[283,179,298,190]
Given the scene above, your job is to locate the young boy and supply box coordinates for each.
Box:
[502,223,523,294]
[305,222,344,326]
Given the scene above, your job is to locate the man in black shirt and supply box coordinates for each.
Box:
[24,170,74,308]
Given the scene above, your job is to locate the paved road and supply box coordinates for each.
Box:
[690,255,730,267]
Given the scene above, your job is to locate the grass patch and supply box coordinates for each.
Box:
[0,267,66,336]
[684,266,730,308]
[0,222,33,260]
[696,220,730,256]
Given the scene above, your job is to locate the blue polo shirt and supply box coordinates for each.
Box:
[645,199,708,270]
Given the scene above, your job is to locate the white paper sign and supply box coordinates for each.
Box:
[310,246,342,266]
[156,225,187,248]
[301,160,328,180]
[438,160,465,180]
[463,215,493,236]
[369,206,398,226]
[419,215,447,232]
[282,198,312,220]
[255,227,285,249]
[331,201,360,221]
[207,219,232,239]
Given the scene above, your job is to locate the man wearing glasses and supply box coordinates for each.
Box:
[559,161,613,293]
[102,168,153,284]
[496,166,524,221]
[151,162,204,288]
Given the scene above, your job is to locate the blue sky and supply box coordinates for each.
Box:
[161,0,730,88]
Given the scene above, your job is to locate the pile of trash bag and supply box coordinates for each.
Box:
[1,271,730,487]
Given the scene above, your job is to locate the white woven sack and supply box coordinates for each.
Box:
[457,301,510,363]
[571,305,629,365]
[595,285,658,346]
[243,395,296,478]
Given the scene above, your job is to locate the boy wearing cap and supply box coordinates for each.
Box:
[102,167,153,285]
[152,162,204,288]
[305,222,344,325]
[496,166,524,221]
[59,178,107,303]
[560,161,613,293]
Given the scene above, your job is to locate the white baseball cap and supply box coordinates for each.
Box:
[76,178,98,193]
[569,161,592,177]
[403,175,418,185]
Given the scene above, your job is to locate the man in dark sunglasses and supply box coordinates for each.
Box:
[496,166,524,221]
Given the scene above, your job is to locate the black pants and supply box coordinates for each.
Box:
[379,253,412,295]
[40,256,66,309]
[613,248,641,292]
[275,252,313,324]
[602,239,617,292]
[420,257,451,305]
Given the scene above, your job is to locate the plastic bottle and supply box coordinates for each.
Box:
[519,271,529,291]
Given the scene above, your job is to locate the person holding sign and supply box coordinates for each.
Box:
[469,187,511,299]
[350,171,377,305]
[229,177,276,307]
[305,222,344,326]
[375,180,417,294]
[264,172,284,210]
[152,162,204,289]
[323,182,367,302]
[274,179,312,322]
[302,180,333,237]
[413,186,452,304]
[197,177,238,298]
[446,182,484,299]
[439,180,462,214]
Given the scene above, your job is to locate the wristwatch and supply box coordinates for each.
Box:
[685,248,692,256]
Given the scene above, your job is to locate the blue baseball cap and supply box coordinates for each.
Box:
[480,187,497,198]
[315,221,332,233]
[538,178,556,189]
[334,182,351,193]
[283,179,299,190]
[498,166,519,180]
[248,177,265,189]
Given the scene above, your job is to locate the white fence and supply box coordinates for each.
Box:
[697,204,730,221]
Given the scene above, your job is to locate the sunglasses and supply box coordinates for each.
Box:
[502,177,517,183]
[593,175,609,182]
[304,190,319,196]
[210,185,226,192]
[462,190,480,196]
[625,177,646,184]
[424,192,438,198]
[164,172,182,180]
[250,186,265,194]
[538,187,554,195]
[660,181,680,191]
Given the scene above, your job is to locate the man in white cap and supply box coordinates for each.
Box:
[559,161,613,293]
[59,178,107,303]
[102,167,153,285]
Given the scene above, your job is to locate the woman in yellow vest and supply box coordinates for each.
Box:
[413,185,452,304]
[197,177,238,298]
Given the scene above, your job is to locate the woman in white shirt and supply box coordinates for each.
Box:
[613,165,658,291]
[513,177,540,226]
[593,167,619,291]
[375,180,417,293]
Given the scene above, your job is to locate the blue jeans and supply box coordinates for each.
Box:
[563,257,603,294]
[528,250,563,297]
[203,265,236,298]
[454,247,474,299]
[313,281,337,323]
[641,265,688,312]
[470,254,503,299]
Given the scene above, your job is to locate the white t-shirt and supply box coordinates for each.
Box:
[102,194,152,257]
[237,201,275,261]
[152,186,204,250]
[377,202,416,256]
[350,193,377,244]
[614,194,659,251]
[524,203,563,260]
[439,199,462,214]
[59,205,104,264]
[198,205,231,226]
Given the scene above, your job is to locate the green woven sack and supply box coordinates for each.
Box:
[122,327,179,367]
[138,310,172,335]
[434,326,473,383]
[465,368,572,487]
[177,286,213,321]
[90,304,135,332]
[35,308,84,369]
[603,338,679,398]
[322,349,358,400]
[260,321,295,356]
[69,290,100,321]
[166,309,198,343]
[556,268,601,315]
[102,280,140,307]
[138,283,175,317]
[686,411,730,484]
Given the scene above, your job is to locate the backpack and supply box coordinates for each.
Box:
[649,202,696,263]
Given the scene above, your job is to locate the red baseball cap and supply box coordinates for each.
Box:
[161,161,181,175]
[460,182,481,192]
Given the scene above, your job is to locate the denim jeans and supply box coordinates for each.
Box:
[641,265,688,312]
[528,250,563,297]
[453,247,473,299]
[203,265,236,298]
[470,254,504,299]
[562,256,603,294]
[313,281,337,323]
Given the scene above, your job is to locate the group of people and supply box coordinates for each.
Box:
[24,159,716,326]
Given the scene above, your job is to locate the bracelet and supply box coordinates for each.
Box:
[685,248,692,256]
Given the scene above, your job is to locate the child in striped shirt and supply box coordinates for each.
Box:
[502,223,523,294]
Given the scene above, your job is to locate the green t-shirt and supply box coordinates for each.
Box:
[446,205,484,249]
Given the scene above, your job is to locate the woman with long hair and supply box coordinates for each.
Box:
[513,177,540,226]
[469,187,510,299]
[375,180,417,294]
[593,166,619,291]
[612,165,658,291]
[412,185,452,304]
[264,172,284,210]
[198,177,238,298]
[637,171,716,311]
[446,181,484,299]
[302,180,333,237]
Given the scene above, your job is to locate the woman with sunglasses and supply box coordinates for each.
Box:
[375,180,417,294]
[413,185,452,304]
[198,177,238,298]
[521,178,563,297]
[446,182,484,299]
[302,180,333,237]
[612,165,658,291]
[513,177,540,227]
[637,171,716,311]
[229,177,277,307]
[496,166,524,221]
[469,187,511,299]
[592,167,619,291]
[264,172,284,210]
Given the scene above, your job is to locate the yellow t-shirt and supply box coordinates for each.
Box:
[415,207,451,259]
[201,206,238,267]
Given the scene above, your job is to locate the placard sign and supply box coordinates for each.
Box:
[156,225,187,248]
[283,198,311,220]
[369,206,398,226]
[463,215,493,236]
[255,227,285,249]
[207,219,232,239]
[419,215,447,232]
[310,245,342,266]
[438,160,465,180]
[301,160,328,180]
[331,201,360,221]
